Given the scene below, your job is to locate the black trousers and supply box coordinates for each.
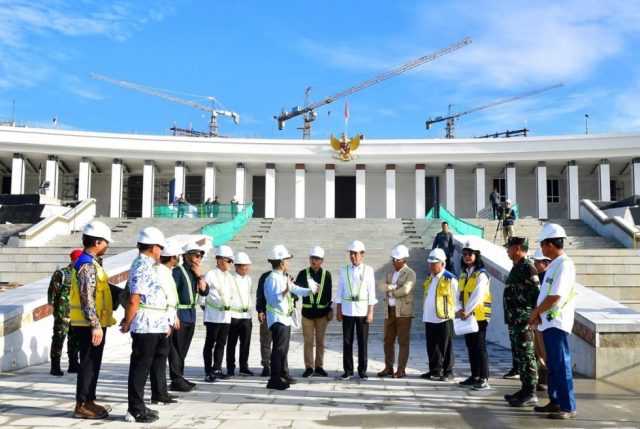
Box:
[342,315,369,375]
[203,322,229,374]
[269,322,290,382]
[75,326,106,402]
[425,320,454,376]
[464,320,489,379]
[226,318,252,371]
[169,321,194,383]
[128,333,168,415]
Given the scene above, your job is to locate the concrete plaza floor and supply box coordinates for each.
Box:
[0,324,639,429]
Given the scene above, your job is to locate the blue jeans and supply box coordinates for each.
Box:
[542,327,576,412]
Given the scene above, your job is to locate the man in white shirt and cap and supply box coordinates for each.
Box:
[421,248,458,382]
[226,251,254,377]
[336,240,377,380]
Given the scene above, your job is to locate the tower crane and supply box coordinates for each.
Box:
[90,72,239,137]
[425,83,564,138]
[276,37,472,139]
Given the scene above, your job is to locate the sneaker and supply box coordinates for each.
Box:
[150,395,178,404]
[261,367,271,377]
[339,372,352,380]
[73,401,108,419]
[504,390,522,402]
[302,368,314,378]
[510,393,538,407]
[266,379,290,390]
[471,378,491,391]
[548,411,577,420]
[439,373,454,382]
[502,368,519,379]
[421,372,442,380]
[314,367,328,377]
[358,372,368,380]
[239,367,255,376]
[458,376,478,387]
[534,403,561,413]
[125,411,159,423]
[203,373,219,383]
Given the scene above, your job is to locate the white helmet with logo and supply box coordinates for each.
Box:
[462,238,481,252]
[268,244,292,261]
[309,246,325,259]
[182,242,205,255]
[161,239,183,257]
[390,245,409,260]
[532,248,552,261]
[348,240,366,252]
[235,252,252,265]
[427,248,447,263]
[216,245,234,259]
[538,223,567,242]
[136,227,165,247]
[82,221,114,243]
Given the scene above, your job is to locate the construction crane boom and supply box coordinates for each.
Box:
[426,83,564,138]
[276,37,472,139]
[90,72,239,137]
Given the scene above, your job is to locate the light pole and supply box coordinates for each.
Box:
[585,114,589,134]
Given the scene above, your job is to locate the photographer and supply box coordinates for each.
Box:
[498,200,516,244]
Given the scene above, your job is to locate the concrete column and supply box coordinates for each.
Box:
[567,160,579,219]
[265,163,276,218]
[445,163,455,214]
[204,162,216,201]
[110,159,124,218]
[415,164,425,218]
[356,164,366,219]
[11,153,25,195]
[386,164,396,219]
[597,159,610,201]
[632,158,640,196]
[142,160,155,218]
[475,163,485,216]
[295,164,305,218]
[325,164,335,219]
[174,161,186,201]
[505,162,516,203]
[535,162,548,220]
[235,163,245,204]
[78,157,92,200]
[45,155,59,199]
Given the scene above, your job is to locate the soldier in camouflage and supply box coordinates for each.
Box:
[47,249,83,376]
[503,237,540,407]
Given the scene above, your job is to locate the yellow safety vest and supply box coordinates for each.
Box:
[423,273,455,320]
[69,258,116,328]
[459,269,492,321]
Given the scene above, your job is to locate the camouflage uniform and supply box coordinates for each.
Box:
[504,256,540,393]
[47,267,79,361]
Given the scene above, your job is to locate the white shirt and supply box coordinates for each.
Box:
[264,270,310,328]
[230,272,252,320]
[455,267,490,315]
[155,263,179,326]
[388,270,401,307]
[336,263,377,317]
[202,268,233,324]
[422,271,459,323]
[537,253,576,333]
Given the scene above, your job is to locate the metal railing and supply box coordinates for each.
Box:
[153,203,247,219]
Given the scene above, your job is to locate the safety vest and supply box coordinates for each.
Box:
[69,253,116,328]
[342,264,368,302]
[423,272,455,320]
[459,268,492,321]
[303,268,328,309]
[205,270,232,312]
[230,274,250,313]
[176,265,196,310]
[266,272,294,317]
[544,255,576,320]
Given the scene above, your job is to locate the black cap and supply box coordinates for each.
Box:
[504,236,529,248]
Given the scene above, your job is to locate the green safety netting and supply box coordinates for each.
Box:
[201,203,253,246]
[154,203,246,219]
[426,205,484,238]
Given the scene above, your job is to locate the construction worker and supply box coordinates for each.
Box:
[456,239,492,391]
[226,251,254,377]
[421,248,458,382]
[69,221,115,419]
[337,240,377,380]
[530,224,578,420]
[499,200,517,244]
[201,245,235,382]
[121,227,168,423]
[263,245,317,390]
[503,237,540,407]
[295,246,333,378]
[255,268,274,377]
[377,244,416,379]
[47,248,82,376]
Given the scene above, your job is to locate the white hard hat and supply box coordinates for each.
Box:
[182,242,205,255]
[216,245,234,259]
[82,221,113,243]
[348,240,366,252]
[235,252,252,265]
[532,248,551,261]
[538,223,567,242]
[462,238,481,252]
[390,244,409,260]
[505,199,512,204]
[136,227,165,247]
[309,246,325,258]
[268,244,292,261]
[161,239,183,257]
[427,248,447,263]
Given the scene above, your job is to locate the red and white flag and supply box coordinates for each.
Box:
[345,100,350,124]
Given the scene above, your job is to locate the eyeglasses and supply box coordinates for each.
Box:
[391,258,403,263]
[190,253,204,259]
[222,258,234,264]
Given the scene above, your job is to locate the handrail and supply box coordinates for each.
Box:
[429,204,484,238]
[580,199,639,248]
[201,203,253,246]
[154,203,247,219]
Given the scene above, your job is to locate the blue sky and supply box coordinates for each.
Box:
[1,0,639,140]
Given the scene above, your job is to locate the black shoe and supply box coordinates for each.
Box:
[266,379,290,390]
[203,373,219,383]
[145,407,159,416]
[50,357,63,376]
[314,367,328,377]
[68,359,80,374]
[534,402,561,413]
[214,371,230,380]
[471,378,491,391]
[421,372,442,380]
[261,367,271,377]
[282,374,297,384]
[510,393,538,407]
[185,379,196,387]
[302,368,314,378]
[536,383,547,392]
[458,376,478,387]
[226,371,235,379]
[439,373,454,382]
[502,368,519,379]
[169,381,193,392]
[358,372,368,380]
[150,395,178,404]
[504,390,522,402]
[339,372,352,380]
[239,367,254,376]
[126,411,159,423]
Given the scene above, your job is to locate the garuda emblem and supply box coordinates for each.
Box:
[330,133,361,162]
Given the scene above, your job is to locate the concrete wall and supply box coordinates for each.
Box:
[365,171,385,218]
[396,172,415,219]
[306,172,325,218]
[275,171,295,218]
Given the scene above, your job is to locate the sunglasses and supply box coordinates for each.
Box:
[190,253,204,259]
[222,258,234,264]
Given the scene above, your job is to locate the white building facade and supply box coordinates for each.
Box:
[1,126,639,220]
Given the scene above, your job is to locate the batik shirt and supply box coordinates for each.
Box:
[129,253,170,334]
